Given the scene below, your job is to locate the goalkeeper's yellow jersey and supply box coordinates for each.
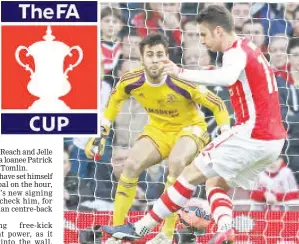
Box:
[104,67,230,132]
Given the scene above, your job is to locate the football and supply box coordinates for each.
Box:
[178,199,211,233]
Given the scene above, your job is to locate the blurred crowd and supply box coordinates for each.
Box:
[64,3,299,213]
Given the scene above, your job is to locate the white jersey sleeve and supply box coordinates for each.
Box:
[178,42,247,86]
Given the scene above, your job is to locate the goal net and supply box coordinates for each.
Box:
[64,2,299,243]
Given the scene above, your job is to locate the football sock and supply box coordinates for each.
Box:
[134,214,158,236]
[161,176,178,239]
[207,187,233,232]
[113,174,138,226]
[148,176,196,222]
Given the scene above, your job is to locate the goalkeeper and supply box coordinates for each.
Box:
[85,32,230,244]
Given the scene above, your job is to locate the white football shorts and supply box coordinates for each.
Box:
[194,124,285,190]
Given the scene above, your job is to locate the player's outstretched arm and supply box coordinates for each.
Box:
[162,48,246,87]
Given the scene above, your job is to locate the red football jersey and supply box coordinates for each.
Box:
[225,38,286,140]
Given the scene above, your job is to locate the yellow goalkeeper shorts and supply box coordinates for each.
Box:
[137,124,210,159]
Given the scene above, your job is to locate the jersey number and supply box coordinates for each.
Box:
[248,41,278,94]
[257,55,278,94]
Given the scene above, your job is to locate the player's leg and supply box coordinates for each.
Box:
[206,177,232,231]
[205,177,235,244]
[203,134,284,243]
[113,136,162,226]
[160,128,209,240]
[160,137,197,240]
[193,131,242,244]
[206,138,284,244]
[146,136,197,243]
[102,161,214,240]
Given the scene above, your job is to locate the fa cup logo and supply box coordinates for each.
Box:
[15,26,83,111]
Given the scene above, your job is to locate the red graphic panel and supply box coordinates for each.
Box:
[2,25,97,109]
[64,211,299,244]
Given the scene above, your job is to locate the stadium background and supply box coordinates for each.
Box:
[64,2,299,243]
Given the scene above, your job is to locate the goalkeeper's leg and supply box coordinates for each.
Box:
[160,136,199,240]
[113,137,162,226]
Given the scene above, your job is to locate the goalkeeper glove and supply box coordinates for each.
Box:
[84,125,110,159]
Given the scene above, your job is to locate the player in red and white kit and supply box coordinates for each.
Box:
[102,5,287,244]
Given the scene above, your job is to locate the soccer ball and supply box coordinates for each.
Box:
[178,199,211,234]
